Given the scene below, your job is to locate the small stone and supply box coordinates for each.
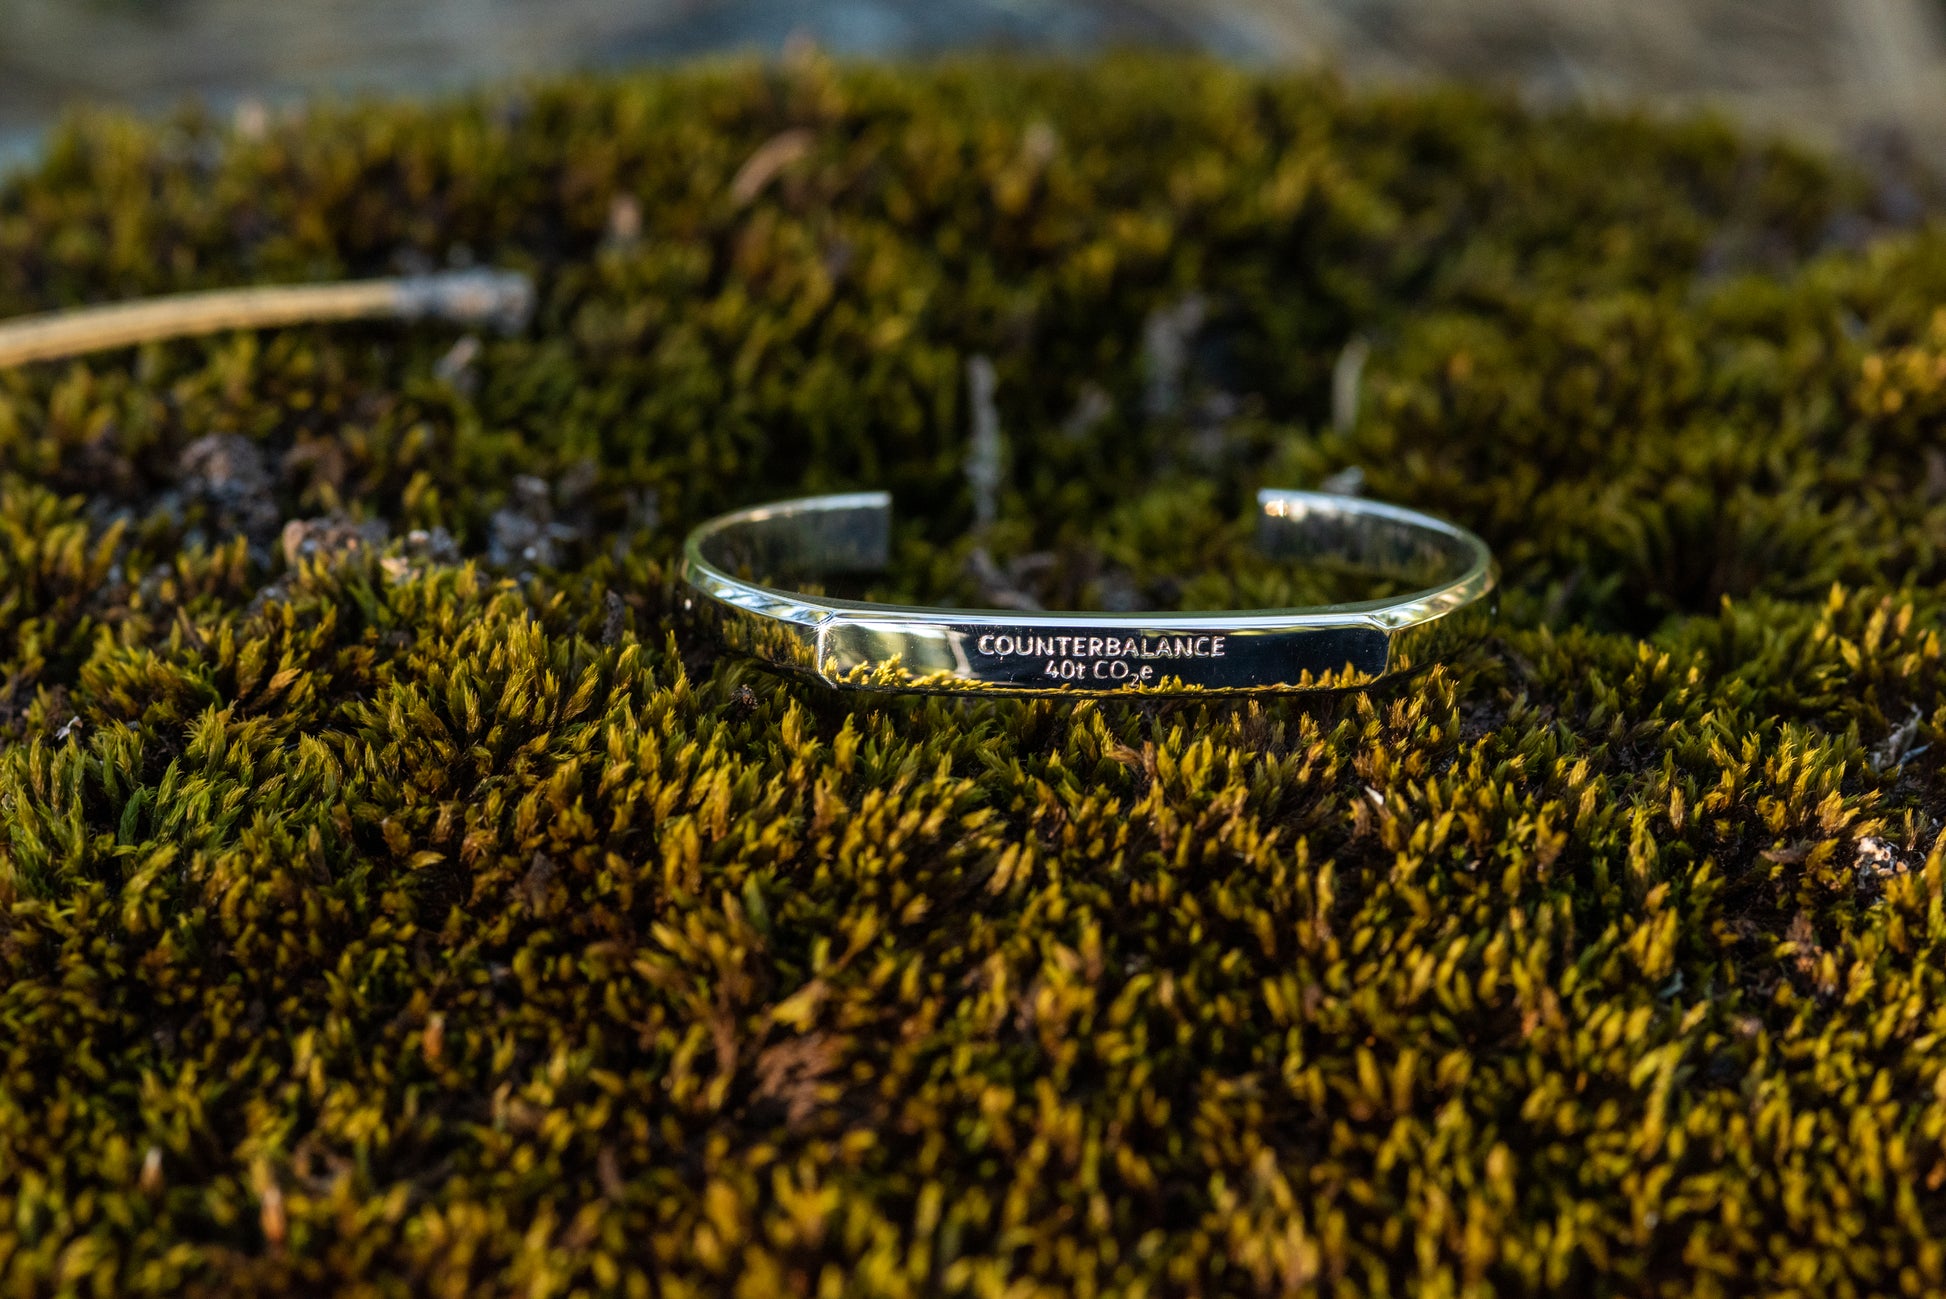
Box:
[1855,836,1907,882]
[281,516,389,568]
[180,433,280,542]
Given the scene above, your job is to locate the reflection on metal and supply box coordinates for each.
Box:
[681,489,1497,696]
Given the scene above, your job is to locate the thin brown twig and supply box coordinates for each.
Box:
[0,269,535,369]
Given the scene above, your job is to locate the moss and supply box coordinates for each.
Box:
[0,54,1942,1296]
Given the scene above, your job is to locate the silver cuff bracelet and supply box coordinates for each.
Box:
[679,489,1496,696]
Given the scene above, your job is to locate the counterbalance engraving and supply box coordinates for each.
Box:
[974,632,1226,684]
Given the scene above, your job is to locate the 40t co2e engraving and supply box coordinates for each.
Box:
[679,489,1496,697]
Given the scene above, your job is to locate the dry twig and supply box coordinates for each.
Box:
[0,269,534,369]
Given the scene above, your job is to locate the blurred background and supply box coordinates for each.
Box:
[3,0,1945,170]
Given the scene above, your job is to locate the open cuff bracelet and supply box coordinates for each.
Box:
[679,489,1496,696]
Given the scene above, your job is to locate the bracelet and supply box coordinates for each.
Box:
[679,489,1495,696]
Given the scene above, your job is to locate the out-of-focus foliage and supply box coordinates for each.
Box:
[0,56,1943,1297]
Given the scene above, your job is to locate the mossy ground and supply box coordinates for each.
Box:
[2,56,1946,1297]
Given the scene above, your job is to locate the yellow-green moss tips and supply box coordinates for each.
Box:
[1,56,1943,1297]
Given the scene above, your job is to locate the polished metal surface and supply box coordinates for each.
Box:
[680,489,1496,695]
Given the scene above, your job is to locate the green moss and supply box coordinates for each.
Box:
[0,54,1942,1296]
